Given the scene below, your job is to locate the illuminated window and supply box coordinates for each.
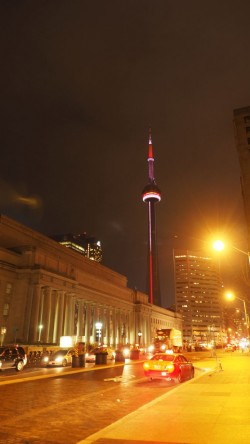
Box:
[6,283,12,294]
[3,303,9,316]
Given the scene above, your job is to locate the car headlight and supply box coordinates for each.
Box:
[43,356,49,363]
[55,357,63,364]
[123,348,130,357]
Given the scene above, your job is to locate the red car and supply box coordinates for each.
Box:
[143,352,194,383]
[225,344,236,352]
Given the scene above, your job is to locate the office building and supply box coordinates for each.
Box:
[174,249,224,345]
[51,233,102,263]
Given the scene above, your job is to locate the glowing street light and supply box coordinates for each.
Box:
[225,292,249,337]
[38,324,43,342]
[213,240,225,252]
[138,330,142,346]
[213,239,250,263]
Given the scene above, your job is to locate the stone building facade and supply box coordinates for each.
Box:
[0,215,182,348]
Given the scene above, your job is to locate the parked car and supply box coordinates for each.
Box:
[0,345,27,372]
[225,344,236,352]
[85,347,115,363]
[143,352,194,383]
[42,348,75,367]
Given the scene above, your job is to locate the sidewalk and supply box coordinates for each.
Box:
[78,352,250,444]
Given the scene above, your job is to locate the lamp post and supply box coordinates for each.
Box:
[38,324,43,342]
[213,239,250,274]
[95,322,102,345]
[213,240,250,258]
[213,240,250,335]
[1,327,6,346]
[225,292,249,338]
[138,330,142,347]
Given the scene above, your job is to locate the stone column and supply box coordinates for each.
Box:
[63,293,70,336]
[56,290,65,343]
[43,287,52,343]
[28,284,42,343]
[48,290,57,343]
[113,308,118,347]
[99,306,105,343]
[84,303,90,344]
[23,285,35,343]
[64,293,75,336]
[106,308,110,346]
[117,309,121,345]
[82,303,87,341]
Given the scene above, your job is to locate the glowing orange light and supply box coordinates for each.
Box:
[225,292,235,301]
[213,240,225,252]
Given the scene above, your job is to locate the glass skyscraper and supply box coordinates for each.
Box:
[174,249,224,346]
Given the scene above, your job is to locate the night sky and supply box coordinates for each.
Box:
[1,1,250,308]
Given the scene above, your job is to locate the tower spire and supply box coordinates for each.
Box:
[148,127,155,181]
[142,129,161,306]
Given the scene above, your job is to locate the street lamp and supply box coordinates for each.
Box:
[213,239,250,265]
[138,330,142,347]
[95,322,102,345]
[38,324,43,342]
[1,327,6,346]
[225,292,249,337]
[213,240,225,252]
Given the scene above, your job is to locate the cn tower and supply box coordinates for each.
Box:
[142,129,161,306]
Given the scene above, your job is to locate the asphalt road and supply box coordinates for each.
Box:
[0,352,209,444]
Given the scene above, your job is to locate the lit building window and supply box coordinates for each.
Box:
[3,303,9,316]
[51,233,102,262]
[5,283,12,294]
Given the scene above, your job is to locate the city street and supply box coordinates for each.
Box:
[0,352,207,444]
[1,350,247,444]
[77,350,250,444]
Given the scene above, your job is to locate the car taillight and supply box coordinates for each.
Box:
[166,363,174,372]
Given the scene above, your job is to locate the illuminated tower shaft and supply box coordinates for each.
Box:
[142,130,161,306]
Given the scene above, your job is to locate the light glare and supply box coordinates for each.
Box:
[213,240,225,252]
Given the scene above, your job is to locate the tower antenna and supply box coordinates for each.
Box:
[142,129,161,306]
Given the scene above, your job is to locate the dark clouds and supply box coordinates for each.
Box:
[1,1,250,306]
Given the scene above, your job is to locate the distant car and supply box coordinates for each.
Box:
[0,345,27,372]
[143,352,194,383]
[225,344,236,352]
[85,347,115,363]
[85,350,96,363]
[42,348,75,367]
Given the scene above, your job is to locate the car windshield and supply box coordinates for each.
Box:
[152,354,174,361]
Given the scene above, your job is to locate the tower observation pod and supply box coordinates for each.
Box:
[142,129,161,306]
